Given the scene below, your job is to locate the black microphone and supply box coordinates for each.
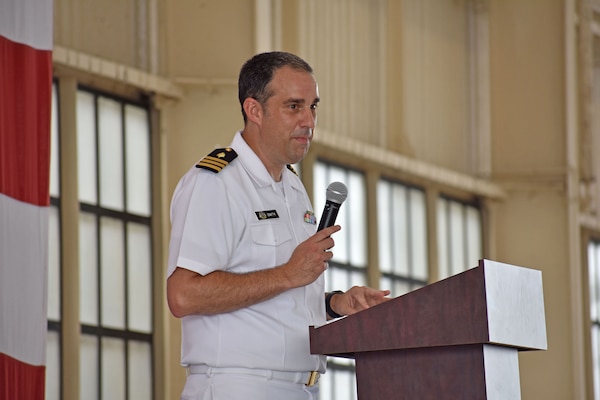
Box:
[317,182,348,231]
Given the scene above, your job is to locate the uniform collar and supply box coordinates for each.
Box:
[231,131,304,194]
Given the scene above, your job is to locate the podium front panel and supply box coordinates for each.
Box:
[353,344,521,400]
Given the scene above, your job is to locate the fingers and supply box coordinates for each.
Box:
[314,224,341,240]
[297,225,339,256]
[343,286,391,314]
[281,225,341,289]
[313,225,340,253]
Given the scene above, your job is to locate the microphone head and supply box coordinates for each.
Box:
[326,182,348,205]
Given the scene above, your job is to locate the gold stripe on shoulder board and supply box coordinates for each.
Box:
[196,147,238,173]
[286,164,298,176]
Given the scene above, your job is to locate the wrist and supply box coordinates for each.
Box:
[325,290,344,319]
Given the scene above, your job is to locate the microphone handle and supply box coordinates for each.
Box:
[318,201,341,231]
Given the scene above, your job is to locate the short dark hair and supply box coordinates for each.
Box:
[238,51,314,123]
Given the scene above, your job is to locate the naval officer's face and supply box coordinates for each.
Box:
[259,66,320,166]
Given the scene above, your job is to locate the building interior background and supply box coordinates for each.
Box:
[45,0,600,399]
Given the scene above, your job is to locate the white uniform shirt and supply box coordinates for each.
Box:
[167,131,327,373]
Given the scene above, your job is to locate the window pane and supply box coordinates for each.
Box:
[391,184,409,275]
[102,337,126,400]
[127,222,152,333]
[449,201,465,275]
[589,240,600,400]
[347,172,367,266]
[377,181,392,273]
[328,268,349,292]
[313,162,327,211]
[100,217,125,329]
[593,325,600,400]
[466,206,482,266]
[381,275,413,297]
[410,189,428,280]
[45,330,60,400]
[313,164,366,267]
[437,198,449,279]
[48,206,61,320]
[50,83,60,198]
[377,179,428,296]
[98,97,124,211]
[320,371,332,400]
[437,197,482,279]
[80,334,99,400]
[77,91,97,204]
[329,178,350,264]
[125,104,151,216]
[590,242,599,321]
[128,341,152,400]
[349,270,367,287]
[327,165,347,187]
[80,212,98,325]
[326,368,356,400]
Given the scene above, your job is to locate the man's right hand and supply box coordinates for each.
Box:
[280,224,341,288]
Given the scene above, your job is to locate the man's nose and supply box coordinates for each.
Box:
[300,108,316,129]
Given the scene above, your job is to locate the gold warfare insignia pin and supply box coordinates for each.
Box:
[196,147,238,173]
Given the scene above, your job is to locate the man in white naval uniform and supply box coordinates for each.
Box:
[167,51,390,400]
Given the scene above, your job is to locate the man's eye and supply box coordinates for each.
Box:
[310,104,318,110]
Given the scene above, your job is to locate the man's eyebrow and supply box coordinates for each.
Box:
[285,98,305,104]
[284,97,320,104]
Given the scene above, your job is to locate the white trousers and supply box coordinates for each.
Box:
[180,372,320,400]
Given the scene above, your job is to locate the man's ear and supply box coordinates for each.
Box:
[243,98,263,126]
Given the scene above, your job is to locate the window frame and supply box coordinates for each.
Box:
[47,79,157,400]
[304,140,490,400]
[76,85,155,400]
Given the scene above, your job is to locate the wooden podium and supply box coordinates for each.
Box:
[309,259,547,399]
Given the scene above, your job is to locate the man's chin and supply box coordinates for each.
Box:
[289,146,310,163]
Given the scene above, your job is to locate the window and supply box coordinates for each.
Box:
[589,239,600,400]
[314,161,368,290]
[313,161,366,400]
[437,196,482,279]
[319,365,357,400]
[377,179,428,297]
[311,160,485,400]
[76,88,153,400]
[47,84,154,400]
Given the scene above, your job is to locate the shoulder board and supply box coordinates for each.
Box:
[286,164,298,176]
[196,147,238,173]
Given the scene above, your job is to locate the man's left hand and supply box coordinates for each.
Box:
[330,286,391,317]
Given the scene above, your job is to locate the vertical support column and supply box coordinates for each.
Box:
[254,0,273,53]
[58,76,81,400]
[385,0,409,154]
[366,170,381,288]
[426,187,440,282]
[151,93,169,400]
[467,0,492,178]
[565,0,587,398]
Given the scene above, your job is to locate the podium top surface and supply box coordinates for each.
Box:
[310,259,547,357]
